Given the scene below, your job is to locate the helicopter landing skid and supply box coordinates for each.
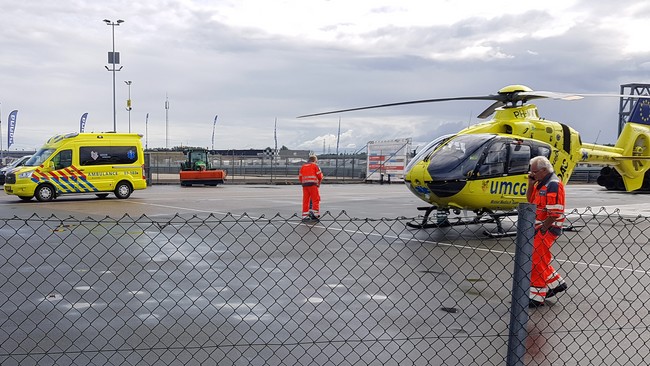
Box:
[407,206,518,237]
[563,225,584,232]
[485,223,585,237]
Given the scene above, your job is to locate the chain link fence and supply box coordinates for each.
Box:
[0,208,649,365]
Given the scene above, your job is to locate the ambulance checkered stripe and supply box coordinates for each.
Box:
[30,165,98,193]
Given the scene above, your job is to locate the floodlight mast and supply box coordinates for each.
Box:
[103,19,124,132]
[125,80,132,132]
[0,102,3,160]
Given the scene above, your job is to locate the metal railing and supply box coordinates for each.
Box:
[145,153,368,185]
[0,208,649,365]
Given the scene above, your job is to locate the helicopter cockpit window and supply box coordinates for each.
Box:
[426,134,495,181]
[405,134,454,173]
[508,144,531,174]
[536,146,551,158]
[478,141,507,177]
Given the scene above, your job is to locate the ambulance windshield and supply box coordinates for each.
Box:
[25,148,56,167]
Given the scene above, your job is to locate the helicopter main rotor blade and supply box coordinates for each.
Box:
[519,91,584,100]
[297,87,650,120]
[476,91,556,118]
[521,91,650,100]
[297,95,500,118]
[477,101,505,119]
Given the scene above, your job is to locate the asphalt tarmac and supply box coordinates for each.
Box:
[0,183,649,365]
[1,182,648,220]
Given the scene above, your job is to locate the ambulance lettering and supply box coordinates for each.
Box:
[88,171,118,177]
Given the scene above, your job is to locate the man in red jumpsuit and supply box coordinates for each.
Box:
[526,156,568,308]
[299,155,323,220]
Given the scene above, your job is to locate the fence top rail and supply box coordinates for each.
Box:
[1,207,648,224]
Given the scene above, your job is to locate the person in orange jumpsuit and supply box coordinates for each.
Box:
[298,155,323,220]
[526,156,568,308]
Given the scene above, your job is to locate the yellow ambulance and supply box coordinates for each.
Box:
[4,132,147,201]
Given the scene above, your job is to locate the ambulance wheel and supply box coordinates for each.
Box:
[114,181,132,199]
[96,193,109,199]
[35,184,55,202]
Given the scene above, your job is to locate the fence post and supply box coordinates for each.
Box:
[506,202,535,366]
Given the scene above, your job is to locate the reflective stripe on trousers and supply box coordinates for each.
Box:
[530,230,565,302]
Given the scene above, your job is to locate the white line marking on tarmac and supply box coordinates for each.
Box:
[320,222,650,276]
[126,201,241,217]
[127,201,650,276]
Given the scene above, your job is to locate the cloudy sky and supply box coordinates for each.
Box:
[1,0,649,153]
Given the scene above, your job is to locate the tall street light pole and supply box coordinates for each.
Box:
[125,80,132,132]
[103,19,124,132]
[165,94,170,149]
[145,113,149,150]
[0,102,3,162]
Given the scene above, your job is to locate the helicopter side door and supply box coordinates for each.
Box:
[459,139,534,209]
[472,138,551,179]
[507,143,532,175]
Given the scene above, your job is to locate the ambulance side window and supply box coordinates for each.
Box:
[80,146,138,165]
[52,149,72,170]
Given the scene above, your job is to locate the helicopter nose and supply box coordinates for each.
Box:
[426,180,467,198]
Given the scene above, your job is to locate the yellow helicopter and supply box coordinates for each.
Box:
[299,85,650,235]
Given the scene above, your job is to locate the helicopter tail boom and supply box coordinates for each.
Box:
[580,99,650,191]
[612,122,650,190]
[609,99,650,190]
[580,125,650,191]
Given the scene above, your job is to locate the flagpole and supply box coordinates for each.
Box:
[0,102,4,162]
[335,117,341,177]
[165,94,169,149]
[273,117,277,181]
[7,110,17,151]
[145,113,149,150]
[79,113,88,133]
[211,115,218,150]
